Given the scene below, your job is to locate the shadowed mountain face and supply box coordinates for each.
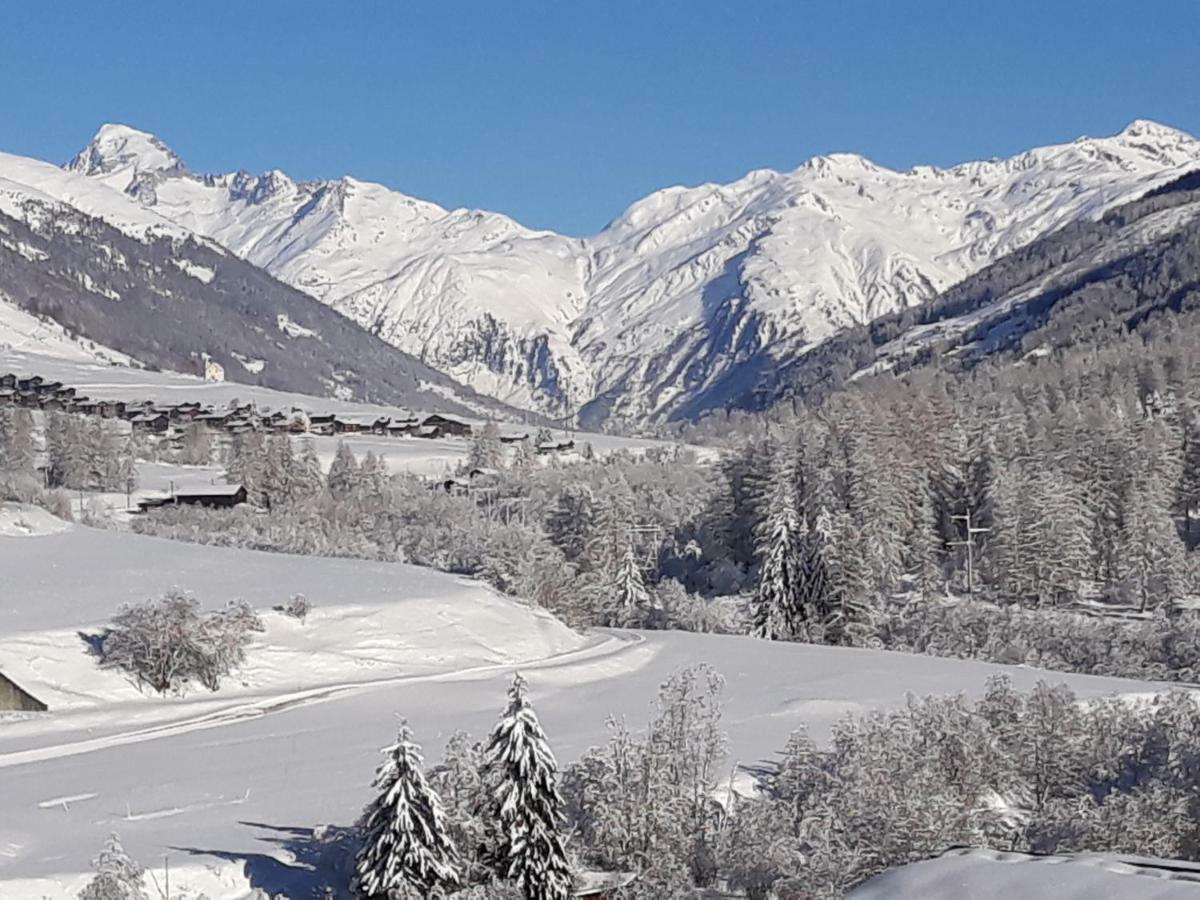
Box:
[744,171,1200,413]
[0,193,518,418]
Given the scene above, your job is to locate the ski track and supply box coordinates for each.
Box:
[0,630,643,771]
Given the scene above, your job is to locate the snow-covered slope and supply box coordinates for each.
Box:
[0,523,1175,894]
[59,121,1200,424]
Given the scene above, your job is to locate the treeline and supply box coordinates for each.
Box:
[0,407,136,493]
[735,336,1200,631]
[131,351,1200,682]
[134,429,735,632]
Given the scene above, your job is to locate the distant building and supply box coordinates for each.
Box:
[422,414,473,437]
[130,412,170,434]
[204,358,225,383]
[138,483,248,512]
[0,671,46,712]
[538,439,576,455]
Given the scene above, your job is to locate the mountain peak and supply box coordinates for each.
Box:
[66,123,185,178]
[1118,118,1192,140]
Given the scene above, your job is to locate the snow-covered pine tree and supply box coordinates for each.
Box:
[327,441,360,500]
[1119,423,1185,612]
[225,430,268,504]
[484,674,573,900]
[294,438,327,499]
[752,444,806,640]
[178,422,214,466]
[0,407,35,491]
[78,833,147,900]
[606,542,654,627]
[353,721,462,899]
[468,422,505,471]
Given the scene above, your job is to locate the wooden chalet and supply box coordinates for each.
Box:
[0,373,16,390]
[138,483,248,512]
[97,400,126,418]
[333,414,389,435]
[130,412,170,434]
[308,414,337,435]
[385,419,419,436]
[421,414,473,438]
[499,431,530,444]
[538,439,577,455]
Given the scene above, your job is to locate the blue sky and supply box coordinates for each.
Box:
[2,1,1197,235]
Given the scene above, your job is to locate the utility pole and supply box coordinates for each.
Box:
[950,510,990,600]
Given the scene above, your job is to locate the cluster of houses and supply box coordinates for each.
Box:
[0,373,488,441]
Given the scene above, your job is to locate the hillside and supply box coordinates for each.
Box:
[0,154,522,419]
[748,169,1200,411]
[61,121,1200,425]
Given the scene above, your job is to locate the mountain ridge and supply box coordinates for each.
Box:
[45,120,1200,424]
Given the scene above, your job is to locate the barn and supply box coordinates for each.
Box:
[138,484,249,512]
[421,414,473,438]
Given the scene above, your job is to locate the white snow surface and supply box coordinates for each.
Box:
[0,144,192,244]
[851,848,1200,899]
[0,294,134,366]
[0,519,1181,897]
[44,119,1200,422]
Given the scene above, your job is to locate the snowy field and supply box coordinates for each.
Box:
[850,848,1200,899]
[0,512,1183,897]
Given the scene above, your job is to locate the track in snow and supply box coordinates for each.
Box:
[0,629,644,770]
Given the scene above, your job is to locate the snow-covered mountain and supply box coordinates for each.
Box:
[59,121,1200,424]
[0,148,521,417]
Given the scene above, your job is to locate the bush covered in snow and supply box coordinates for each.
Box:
[95,590,263,694]
[727,677,1200,897]
[77,832,146,900]
[279,593,313,623]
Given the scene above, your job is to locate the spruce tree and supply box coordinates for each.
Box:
[484,675,573,900]
[468,422,505,470]
[354,722,462,899]
[752,445,806,640]
[327,441,360,500]
[608,542,652,627]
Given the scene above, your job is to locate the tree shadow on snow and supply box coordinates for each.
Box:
[175,820,360,899]
[77,629,105,658]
